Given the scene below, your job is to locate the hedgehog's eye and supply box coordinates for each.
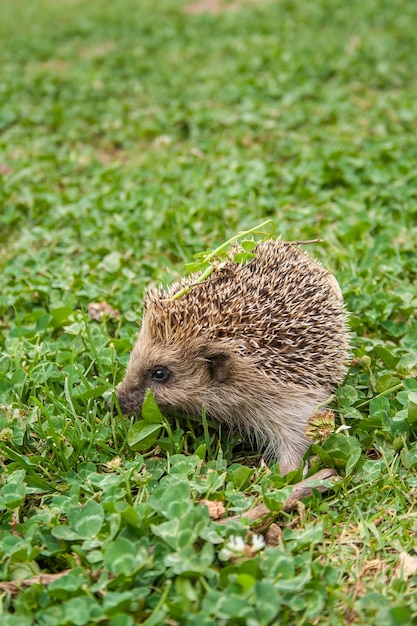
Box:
[151,366,171,383]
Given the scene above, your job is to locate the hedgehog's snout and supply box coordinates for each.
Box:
[106,391,126,414]
[114,390,129,413]
[107,385,145,415]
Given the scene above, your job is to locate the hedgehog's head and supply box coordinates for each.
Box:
[115,291,249,417]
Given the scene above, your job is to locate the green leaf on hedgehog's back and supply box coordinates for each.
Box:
[233,252,256,264]
[184,260,209,273]
[193,249,213,259]
[240,239,258,252]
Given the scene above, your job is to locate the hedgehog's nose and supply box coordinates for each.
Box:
[107,393,121,413]
[108,391,129,414]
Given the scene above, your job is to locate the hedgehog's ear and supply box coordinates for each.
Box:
[204,352,232,383]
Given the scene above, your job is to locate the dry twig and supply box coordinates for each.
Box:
[217,468,338,524]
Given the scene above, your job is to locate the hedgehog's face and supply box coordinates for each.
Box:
[115,320,235,417]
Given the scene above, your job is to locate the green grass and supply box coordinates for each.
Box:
[1,0,417,624]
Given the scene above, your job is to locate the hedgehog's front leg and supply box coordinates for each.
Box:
[259,384,331,474]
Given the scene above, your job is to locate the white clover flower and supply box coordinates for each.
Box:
[250,534,265,553]
[219,535,246,560]
[219,534,266,561]
[227,535,246,554]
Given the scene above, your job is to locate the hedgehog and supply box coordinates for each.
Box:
[115,239,350,474]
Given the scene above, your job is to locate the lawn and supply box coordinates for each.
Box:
[1,0,417,624]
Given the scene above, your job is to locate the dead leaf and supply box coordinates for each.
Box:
[265,523,282,546]
[185,0,222,14]
[184,0,274,15]
[218,468,339,524]
[78,42,116,60]
[200,499,226,519]
[87,301,121,321]
[0,164,12,176]
[395,551,417,579]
